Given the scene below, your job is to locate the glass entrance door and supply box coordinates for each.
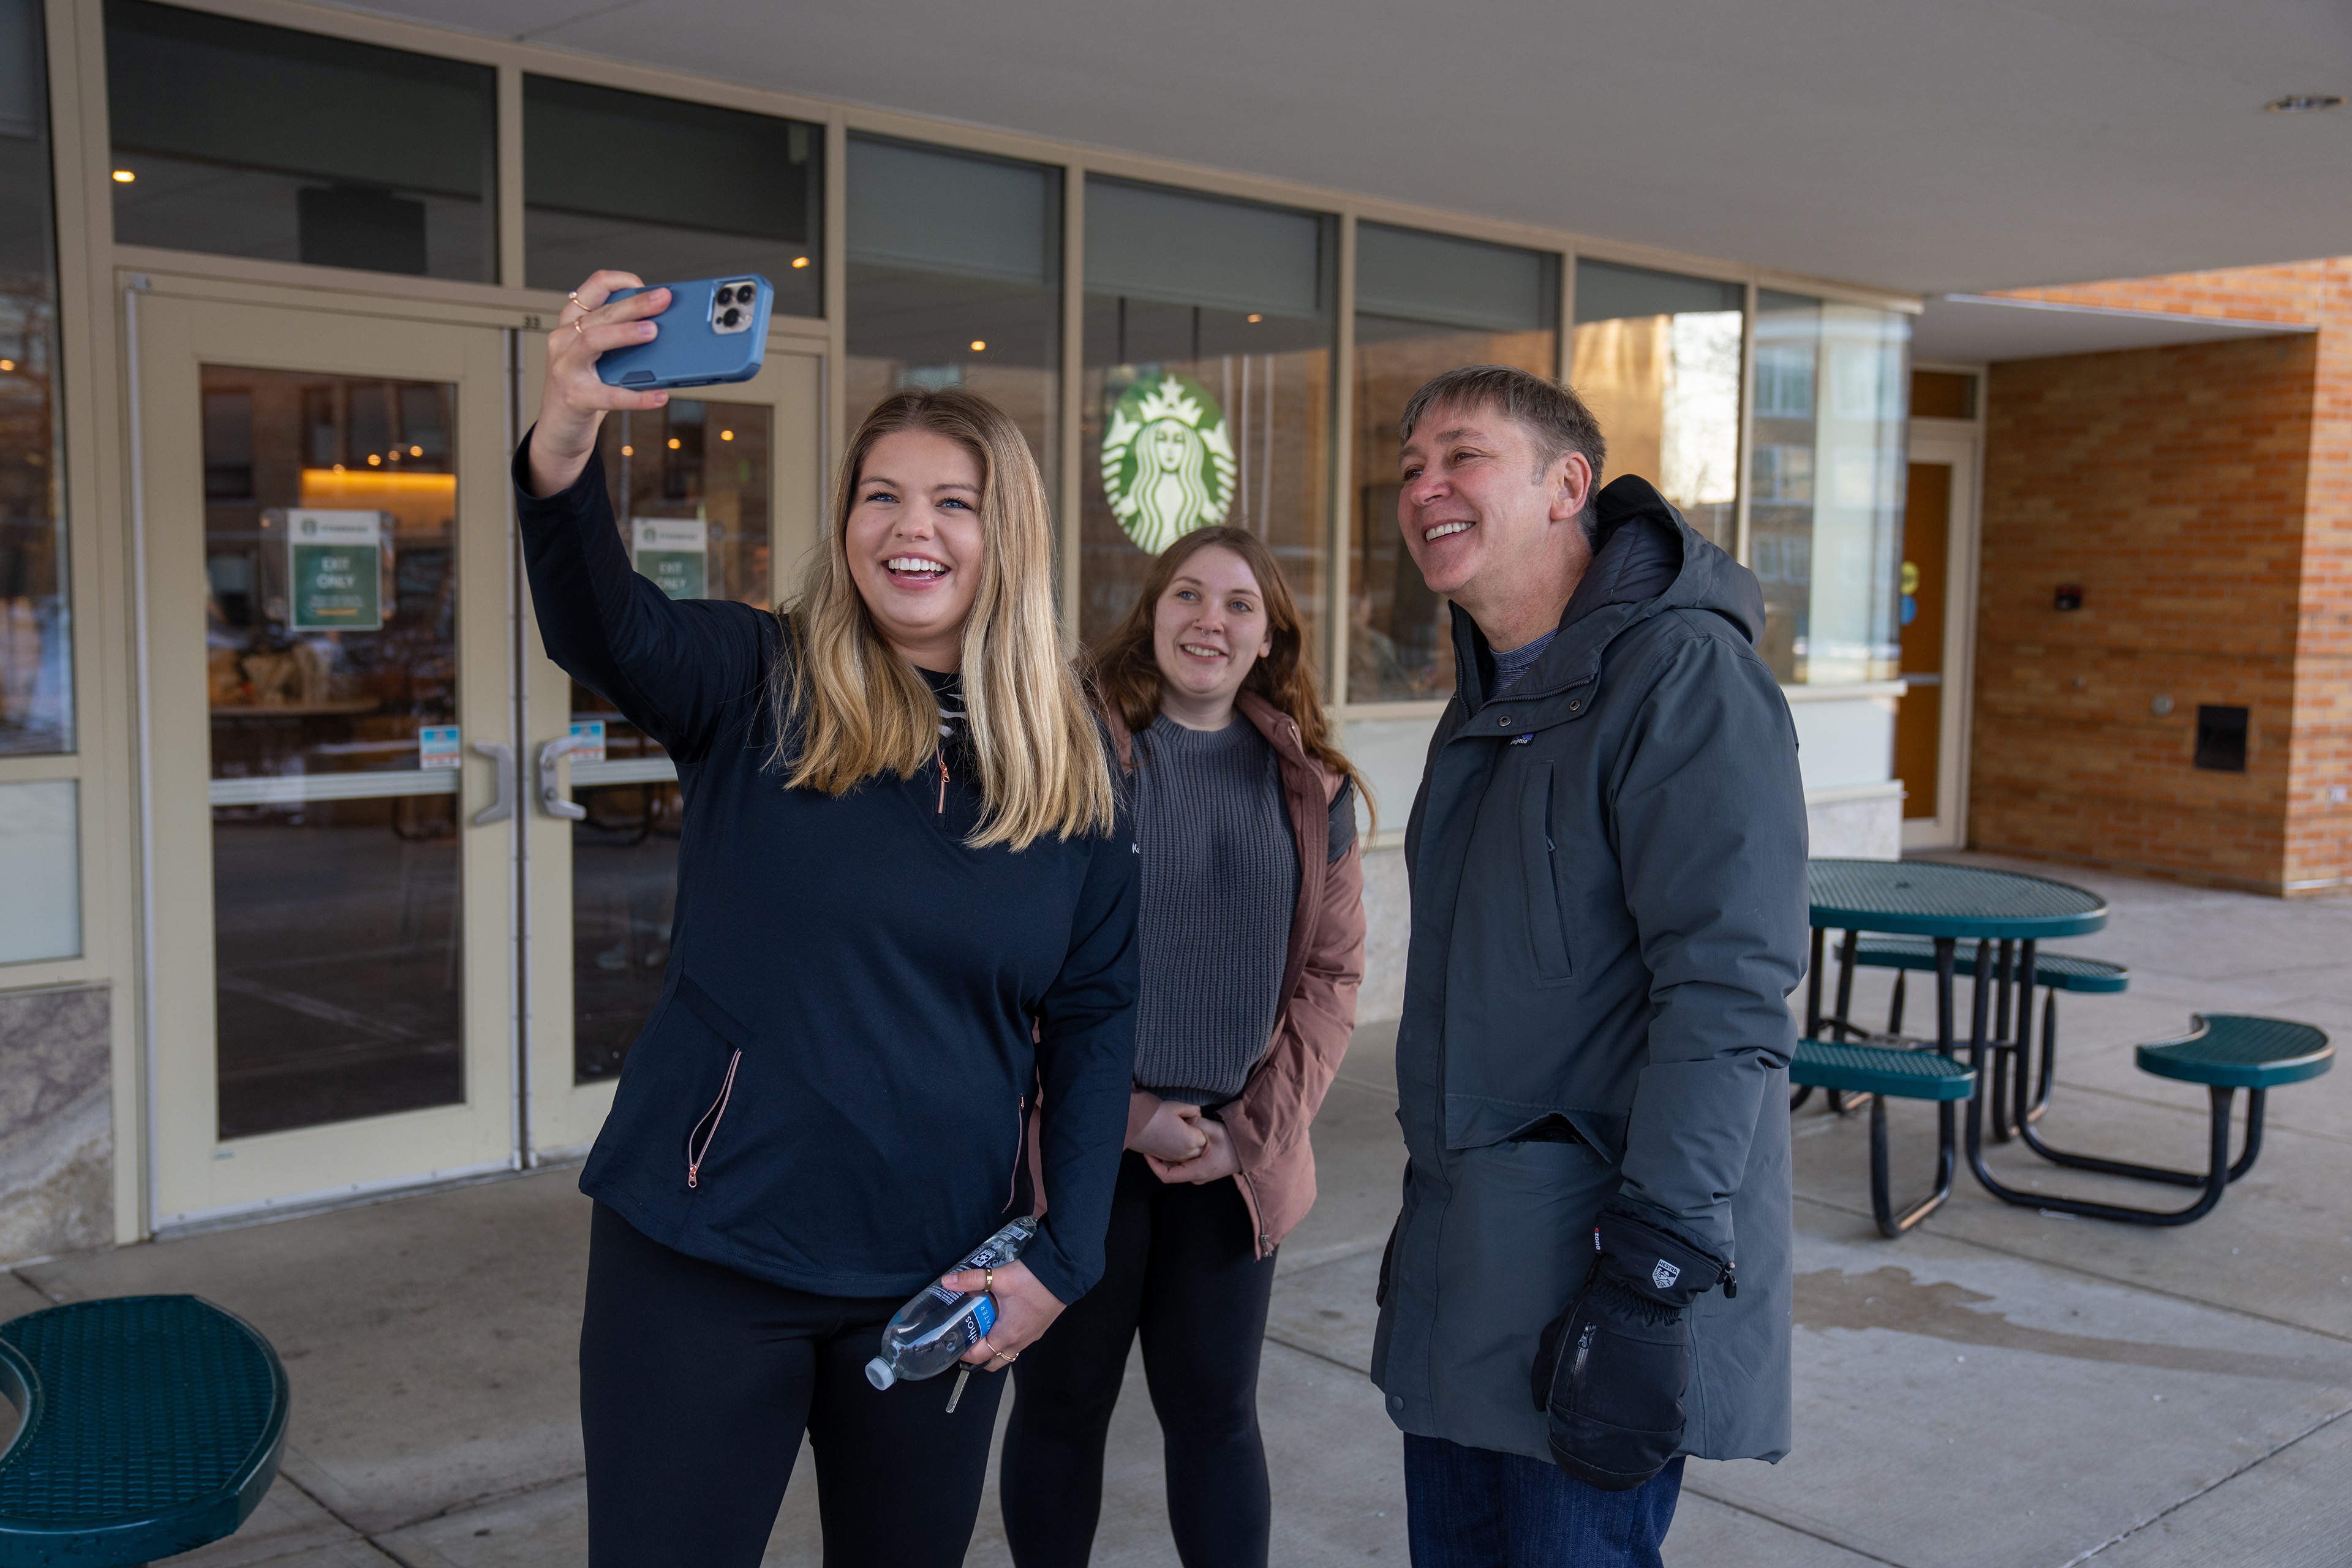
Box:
[139,291,519,1224]
[518,345,822,1160]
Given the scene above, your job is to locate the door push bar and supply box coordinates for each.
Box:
[537,734,590,820]
[471,740,516,826]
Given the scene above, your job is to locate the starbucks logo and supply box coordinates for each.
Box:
[1101,373,1237,554]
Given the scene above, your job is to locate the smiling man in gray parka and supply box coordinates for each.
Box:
[1370,366,1807,1567]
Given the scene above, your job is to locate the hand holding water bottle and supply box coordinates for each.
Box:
[939,1256,1064,1368]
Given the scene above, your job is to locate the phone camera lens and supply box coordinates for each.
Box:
[720,307,742,327]
[715,285,737,306]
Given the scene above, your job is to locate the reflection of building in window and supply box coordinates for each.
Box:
[1751,290,1907,685]
[845,136,1060,474]
[1349,224,1560,703]
[1572,261,1744,550]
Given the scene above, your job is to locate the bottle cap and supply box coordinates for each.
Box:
[864,1357,895,1391]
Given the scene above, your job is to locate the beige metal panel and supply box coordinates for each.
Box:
[136,293,519,1224]
[516,338,823,1164]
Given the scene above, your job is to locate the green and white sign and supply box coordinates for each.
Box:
[633,518,708,600]
[287,510,386,631]
[1101,372,1237,555]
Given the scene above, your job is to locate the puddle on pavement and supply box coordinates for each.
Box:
[1795,1265,2352,1385]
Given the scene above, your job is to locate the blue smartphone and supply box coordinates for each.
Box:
[593,275,773,391]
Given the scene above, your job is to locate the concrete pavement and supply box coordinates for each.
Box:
[6,853,2346,1565]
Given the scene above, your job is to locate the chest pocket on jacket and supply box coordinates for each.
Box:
[1520,761,1575,985]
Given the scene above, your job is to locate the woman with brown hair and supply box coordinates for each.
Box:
[519,273,1137,1568]
[998,525,1369,1568]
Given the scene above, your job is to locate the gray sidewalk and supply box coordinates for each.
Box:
[7,854,2347,1566]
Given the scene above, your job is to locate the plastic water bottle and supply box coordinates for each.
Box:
[864,1215,1039,1401]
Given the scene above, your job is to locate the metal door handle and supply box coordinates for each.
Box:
[471,740,515,826]
[537,734,589,820]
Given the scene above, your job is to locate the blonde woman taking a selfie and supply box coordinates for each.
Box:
[519,273,1139,1568]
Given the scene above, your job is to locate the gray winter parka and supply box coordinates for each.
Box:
[1369,475,1809,1466]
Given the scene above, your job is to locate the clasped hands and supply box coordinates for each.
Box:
[1129,1094,1240,1185]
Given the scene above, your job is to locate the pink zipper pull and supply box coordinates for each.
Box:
[935,747,949,814]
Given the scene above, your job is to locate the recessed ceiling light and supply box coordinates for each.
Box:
[970,339,986,352]
[791,255,810,268]
[1246,314,1264,323]
[111,169,136,183]
[2266,94,2343,113]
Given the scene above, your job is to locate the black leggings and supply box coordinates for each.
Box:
[578,1202,1007,1568]
[998,1151,1279,1568]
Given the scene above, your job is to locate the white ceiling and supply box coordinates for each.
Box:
[1913,294,2313,363]
[330,0,2352,297]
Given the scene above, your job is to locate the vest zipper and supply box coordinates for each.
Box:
[935,745,949,815]
[685,1048,742,1189]
[1238,1167,1272,1256]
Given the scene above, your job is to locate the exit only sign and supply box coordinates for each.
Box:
[287,510,386,631]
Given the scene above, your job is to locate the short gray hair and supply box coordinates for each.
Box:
[1398,366,1608,540]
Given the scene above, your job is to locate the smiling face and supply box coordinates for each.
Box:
[843,428,988,672]
[1151,544,1273,729]
[1396,400,1594,609]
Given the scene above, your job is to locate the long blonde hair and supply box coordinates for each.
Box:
[776,388,1115,851]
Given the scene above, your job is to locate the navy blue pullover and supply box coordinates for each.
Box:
[514,439,1140,1305]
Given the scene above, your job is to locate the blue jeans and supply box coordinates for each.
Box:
[1403,1434,1683,1568]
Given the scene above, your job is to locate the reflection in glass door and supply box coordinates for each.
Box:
[569,400,771,1082]
[200,368,467,1136]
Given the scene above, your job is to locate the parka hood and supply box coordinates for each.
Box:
[1452,473,1766,709]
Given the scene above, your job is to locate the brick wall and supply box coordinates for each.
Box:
[1973,261,2351,894]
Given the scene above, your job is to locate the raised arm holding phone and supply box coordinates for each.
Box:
[526,274,1139,1568]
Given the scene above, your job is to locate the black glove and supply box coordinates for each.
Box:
[1530,1202,1735,1491]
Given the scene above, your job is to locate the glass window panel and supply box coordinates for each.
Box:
[524,76,821,318]
[1349,224,1559,703]
[1750,290,1909,685]
[202,364,464,1137]
[0,778,78,963]
[105,0,494,282]
[0,0,68,756]
[1571,258,1743,551]
[571,399,769,1083]
[1080,178,1334,666]
[846,136,1059,478]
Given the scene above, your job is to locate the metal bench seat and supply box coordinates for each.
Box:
[1850,935,2128,993]
[2137,1014,2332,1090]
[1996,1014,2333,1226]
[1792,1039,1976,1238]
[0,1295,288,1568]
[1837,935,2128,1140]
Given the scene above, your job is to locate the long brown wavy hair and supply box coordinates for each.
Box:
[1086,526,1371,827]
[776,388,1116,850]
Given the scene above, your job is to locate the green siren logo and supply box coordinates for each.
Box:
[1101,372,1237,554]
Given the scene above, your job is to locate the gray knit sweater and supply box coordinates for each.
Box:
[1129,712,1300,1105]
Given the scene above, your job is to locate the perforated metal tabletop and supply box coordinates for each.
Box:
[1807,859,2108,940]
